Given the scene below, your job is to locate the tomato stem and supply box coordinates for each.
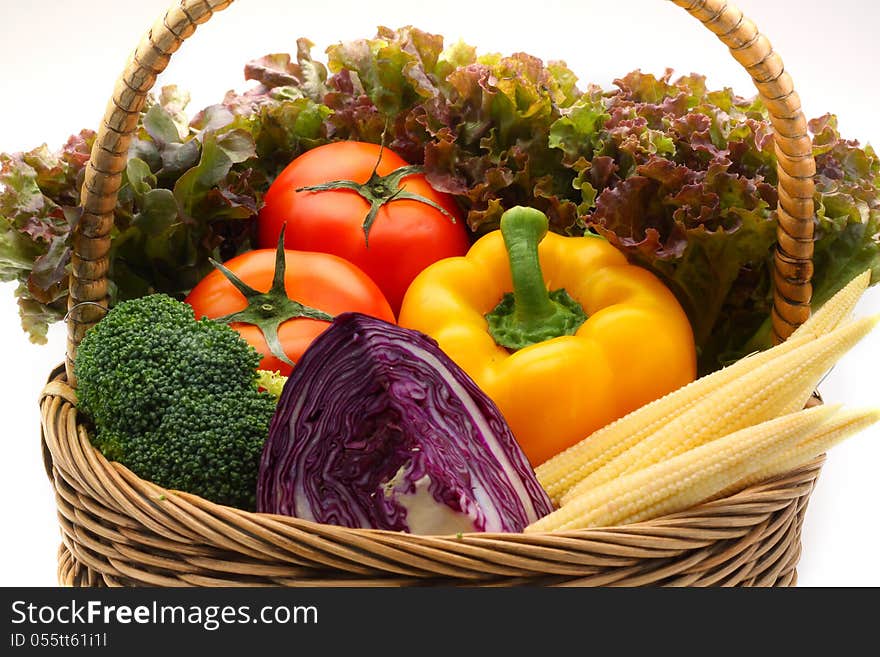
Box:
[295,145,456,246]
[485,206,587,351]
[209,227,333,367]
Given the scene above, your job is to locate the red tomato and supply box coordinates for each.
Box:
[258,141,471,313]
[185,248,395,375]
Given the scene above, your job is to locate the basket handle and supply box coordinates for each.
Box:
[65,0,815,384]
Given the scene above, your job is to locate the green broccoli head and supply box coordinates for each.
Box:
[74,294,277,510]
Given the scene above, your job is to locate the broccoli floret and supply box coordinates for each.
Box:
[255,369,288,400]
[74,294,277,510]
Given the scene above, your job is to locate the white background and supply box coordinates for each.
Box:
[0,0,877,587]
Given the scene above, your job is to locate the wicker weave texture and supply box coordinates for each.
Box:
[41,0,823,587]
[42,375,822,587]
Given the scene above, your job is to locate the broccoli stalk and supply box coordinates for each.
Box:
[74,294,277,511]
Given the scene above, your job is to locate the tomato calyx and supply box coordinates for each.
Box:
[209,228,333,367]
[295,144,456,246]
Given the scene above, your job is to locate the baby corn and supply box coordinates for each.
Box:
[789,269,871,340]
[716,406,880,500]
[527,404,879,533]
[560,315,879,503]
[535,271,872,504]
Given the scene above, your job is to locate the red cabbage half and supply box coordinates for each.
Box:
[257,313,554,533]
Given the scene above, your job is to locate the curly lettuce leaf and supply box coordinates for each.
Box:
[809,114,880,305]
[546,70,873,372]
[0,133,89,340]
[1,30,878,374]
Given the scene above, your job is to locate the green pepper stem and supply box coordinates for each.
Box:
[501,207,557,327]
[485,206,587,351]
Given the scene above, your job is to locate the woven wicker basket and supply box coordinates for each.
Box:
[40,0,824,587]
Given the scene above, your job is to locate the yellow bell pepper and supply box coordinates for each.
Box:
[398,206,697,467]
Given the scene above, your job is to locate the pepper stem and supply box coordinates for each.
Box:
[485,206,587,351]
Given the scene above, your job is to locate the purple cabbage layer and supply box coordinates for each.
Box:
[257,313,554,533]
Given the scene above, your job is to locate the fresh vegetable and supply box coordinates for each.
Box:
[74,294,277,510]
[549,78,880,373]
[257,312,553,534]
[185,230,394,375]
[256,369,288,399]
[717,406,879,500]
[536,271,876,505]
[258,140,470,312]
[527,404,880,532]
[3,29,878,375]
[399,205,696,466]
[788,270,872,341]
[561,315,878,502]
